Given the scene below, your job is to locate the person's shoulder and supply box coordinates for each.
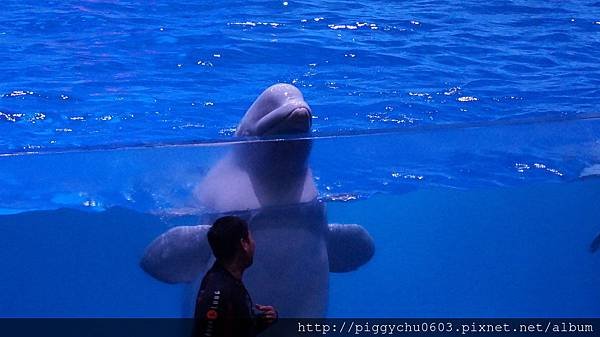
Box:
[200,265,237,295]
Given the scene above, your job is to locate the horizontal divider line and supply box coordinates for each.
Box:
[2,112,600,157]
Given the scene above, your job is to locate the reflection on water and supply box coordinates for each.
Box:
[1,115,600,214]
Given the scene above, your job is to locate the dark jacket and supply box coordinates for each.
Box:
[193,262,270,337]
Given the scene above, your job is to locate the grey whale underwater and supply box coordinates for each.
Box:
[140,83,375,317]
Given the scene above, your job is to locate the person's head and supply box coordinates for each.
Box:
[207,216,255,267]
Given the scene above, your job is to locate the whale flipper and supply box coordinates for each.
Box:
[590,232,600,253]
[327,223,375,273]
[580,164,600,180]
[140,225,212,283]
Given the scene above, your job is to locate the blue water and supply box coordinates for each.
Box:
[1,1,599,151]
[1,0,600,319]
[328,181,600,317]
[1,122,600,318]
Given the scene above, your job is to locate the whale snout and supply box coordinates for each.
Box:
[283,106,312,134]
[237,84,313,136]
[254,103,312,136]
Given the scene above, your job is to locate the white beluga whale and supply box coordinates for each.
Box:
[140,83,374,317]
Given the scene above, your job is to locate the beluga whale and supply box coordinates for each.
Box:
[140,83,374,317]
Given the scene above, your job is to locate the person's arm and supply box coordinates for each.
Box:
[193,287,236,337]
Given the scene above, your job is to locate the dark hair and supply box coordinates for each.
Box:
[207,216,250,261]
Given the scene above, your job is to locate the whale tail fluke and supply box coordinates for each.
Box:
[327,223,375,273]
[140,225,212,283]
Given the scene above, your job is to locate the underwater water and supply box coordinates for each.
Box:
[2,179,599,318]
[328,181,600,318]
[0,0,599,319]
[1,116,600,317]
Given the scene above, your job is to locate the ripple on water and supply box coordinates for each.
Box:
[0,1,598,192]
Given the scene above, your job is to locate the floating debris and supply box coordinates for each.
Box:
[391,172,424,180]
[197,60,214,67]
[4,90,34,97]
[322,193,362,202]
[229,21,281,28]
[0,111,24,122]
[443,86,460,96]
[515,162,564,176]
[218,127,236,136]
[457,96,478,102]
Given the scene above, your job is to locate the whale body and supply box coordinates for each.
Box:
[141,83,374,317]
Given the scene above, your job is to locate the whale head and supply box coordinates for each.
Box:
[235,84,312,137]
[232,84,313,175]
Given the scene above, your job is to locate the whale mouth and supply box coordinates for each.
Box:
[258,106,312,136]
[278,107,311,134]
